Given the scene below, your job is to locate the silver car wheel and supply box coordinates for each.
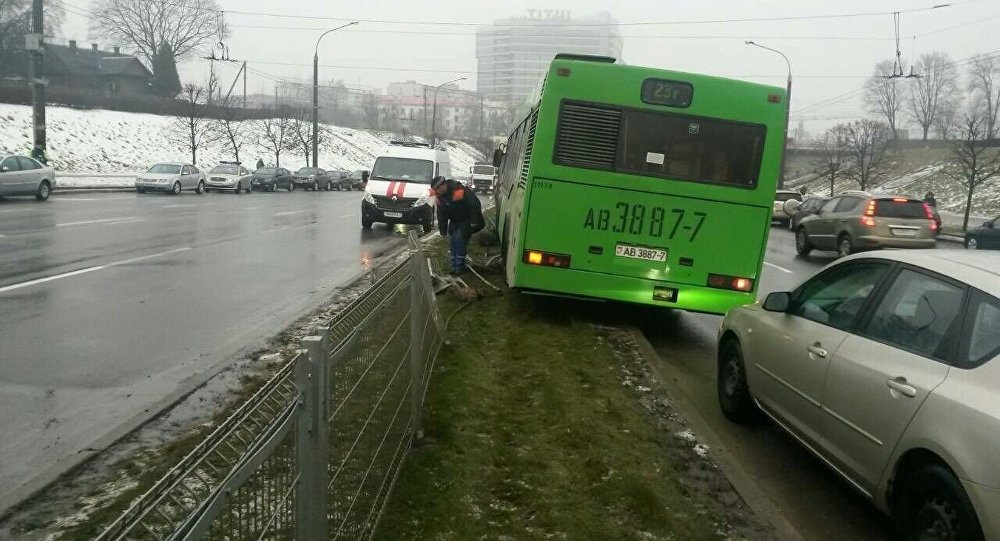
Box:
[172,181,182,195]
[915,496,960,541]
[966,237,978,250]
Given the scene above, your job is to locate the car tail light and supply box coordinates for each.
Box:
[523,250,571,268]
[861,216,876,227]
[923,202,938,231]
[865,199,877,216]
[707,274,754,292]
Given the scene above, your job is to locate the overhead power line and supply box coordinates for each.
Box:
[54,0,985,27]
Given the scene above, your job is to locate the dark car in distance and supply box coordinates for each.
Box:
[251,167,294,192]
[965,215,1000,250]
[786,195,829,231]
[292,167,334,191]
[347,170,368,190]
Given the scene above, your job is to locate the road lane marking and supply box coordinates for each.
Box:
[56,217,141,227]
[111,247,192,266]
[0,247,192,294]
[273,209,308,217]
[104,218,147,226]
[764,262,794,274]
[162,204,195,209]
[0,234,7,238]
[0,265,106,294]
[339,214,356,219]
[261,224,311,234]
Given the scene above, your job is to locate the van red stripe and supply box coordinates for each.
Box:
[386,181,396,197]
[395,182,406,197]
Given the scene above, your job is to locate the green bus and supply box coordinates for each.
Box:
[492,54,787,315]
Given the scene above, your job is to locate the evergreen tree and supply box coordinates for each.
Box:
[151,42,182,98]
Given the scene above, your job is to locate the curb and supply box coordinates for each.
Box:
[938,235,964,244]
[54,188,135,194]
[627,327,806,541]
[0,236,419,521]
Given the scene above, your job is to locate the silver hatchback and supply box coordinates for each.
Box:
[718,251,1000,540]
[0,155,56,200]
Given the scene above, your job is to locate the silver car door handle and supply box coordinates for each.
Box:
[886,377,917,398]
[806,344,828,358]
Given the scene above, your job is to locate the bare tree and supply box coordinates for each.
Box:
[170,84,207,165]
[817,124,850,196]
[864,60,904,139]
[289,109,313,167]
[205,67,220,105]
[908,52,960,141]
[212,96,247,165]
[843,119,892,191]
[89,0,226,67]
[361,93,382,131]
[256,108,292,168]
[969,55,1000,139]
[942,105,1000,231]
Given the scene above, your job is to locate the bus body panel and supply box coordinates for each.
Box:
[520,177,770,288]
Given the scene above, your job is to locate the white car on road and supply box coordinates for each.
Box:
[0,155,56,201]
[135,163,206,195]
[204,163,253,194]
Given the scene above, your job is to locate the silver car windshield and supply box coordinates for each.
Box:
[148,164,182,174]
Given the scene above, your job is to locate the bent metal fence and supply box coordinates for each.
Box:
[97,232,444,540]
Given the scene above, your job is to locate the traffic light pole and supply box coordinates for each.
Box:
[28,0,46,152]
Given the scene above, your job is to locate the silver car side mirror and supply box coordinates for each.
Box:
[763,292,791,312]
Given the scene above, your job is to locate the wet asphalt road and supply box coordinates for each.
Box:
[0,189,414,511]
[639,227,966,541]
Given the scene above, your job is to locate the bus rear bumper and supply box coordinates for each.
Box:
[514,265,757,315]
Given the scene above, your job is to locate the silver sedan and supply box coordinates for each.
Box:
[718,251,1000,540]
[0,155,56,201]
[135,163,206,195]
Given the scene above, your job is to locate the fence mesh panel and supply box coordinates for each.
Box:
[95,233,441,541]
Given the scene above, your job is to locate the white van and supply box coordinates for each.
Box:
[362,142,451,231]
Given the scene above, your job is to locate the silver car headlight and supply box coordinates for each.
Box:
[364,192,375,204]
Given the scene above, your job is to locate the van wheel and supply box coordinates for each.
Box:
[795,228,813,256]
[36,180,51,201]
[895,464,984,541]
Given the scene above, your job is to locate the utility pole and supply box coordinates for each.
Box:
[430,77,467,147]
[313,22,357,168]
[243,61,247,109]
[746,41,792,189]
[27,0,46,152]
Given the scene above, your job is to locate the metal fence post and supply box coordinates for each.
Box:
[296,336,329,540]
[409,246,424,441]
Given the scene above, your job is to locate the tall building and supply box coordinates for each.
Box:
[476,10,623,106]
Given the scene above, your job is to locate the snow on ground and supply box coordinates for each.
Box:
[0,103,482,183]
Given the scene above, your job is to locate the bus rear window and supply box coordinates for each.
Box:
[620,110,765,187]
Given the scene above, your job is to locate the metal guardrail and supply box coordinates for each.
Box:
[96,231,443,540]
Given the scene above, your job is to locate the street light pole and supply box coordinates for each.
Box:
[746,40,791,189]
[313,22,358,167]
[430,77,467,147]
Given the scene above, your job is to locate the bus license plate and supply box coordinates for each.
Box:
[384,212,403,218]
[615,244,667,262]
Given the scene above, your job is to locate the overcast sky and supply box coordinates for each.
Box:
[57,0,999,135]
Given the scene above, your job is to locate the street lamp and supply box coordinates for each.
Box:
[430,77,467,147]
[746,40,791,189]
[313,21,358,167]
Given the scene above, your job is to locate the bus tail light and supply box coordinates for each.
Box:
[923,202,938,231]
[767,94,782,103]
[557,67,571,77]
[523,250,571,268]
[707,274,754,292]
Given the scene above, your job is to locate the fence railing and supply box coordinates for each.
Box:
[96,232,443,540]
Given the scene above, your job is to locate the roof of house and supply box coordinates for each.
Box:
[46,44,152,79]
